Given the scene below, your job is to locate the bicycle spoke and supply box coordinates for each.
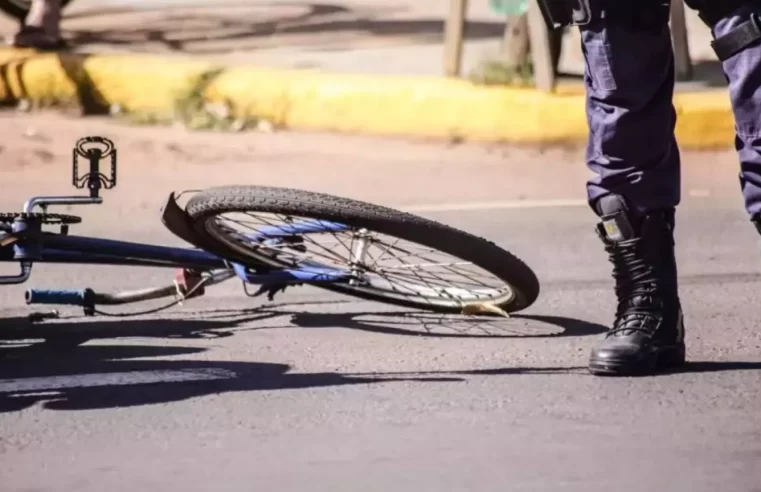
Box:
[211,210,511,303]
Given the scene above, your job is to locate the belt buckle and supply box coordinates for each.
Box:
[536,0,593,29]
[572,0,593,26]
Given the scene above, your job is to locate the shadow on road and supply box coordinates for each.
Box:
[173,299,608,338]
[285,310,608,338]
[0,306,602,412]
[0,314,274,347]
[667,361,761,374]
[0,341,463,412]
[0,312,758,412]
[0,309,605,345]
[1,298,608,347]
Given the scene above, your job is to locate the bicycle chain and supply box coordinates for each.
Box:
[0,212,82,225]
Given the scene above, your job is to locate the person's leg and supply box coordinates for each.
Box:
[704,2,761,221]
[583,11,681,213]
[581,2,686,376]
[10,0,64,50]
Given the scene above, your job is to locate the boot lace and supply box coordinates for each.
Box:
[605,238,665,337]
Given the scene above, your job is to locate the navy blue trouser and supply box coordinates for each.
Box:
[582,2,761,219]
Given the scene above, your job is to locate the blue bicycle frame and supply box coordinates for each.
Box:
[0,205,353,307]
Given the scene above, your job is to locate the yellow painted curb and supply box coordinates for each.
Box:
[0,49,735,149]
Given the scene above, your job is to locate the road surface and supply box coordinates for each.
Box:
[0,113,760,491]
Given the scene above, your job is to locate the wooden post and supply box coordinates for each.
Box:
[444,0,468,77]
[501,14,530,69]
[526,0,556,91]
[670,0,693,81]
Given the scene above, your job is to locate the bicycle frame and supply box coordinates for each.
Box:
[1,233,225,271]
[0,216,354,313]
[0,228,351,282]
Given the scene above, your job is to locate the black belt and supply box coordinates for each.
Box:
[711,13,761,61]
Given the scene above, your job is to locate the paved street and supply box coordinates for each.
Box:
[0,114,759,491]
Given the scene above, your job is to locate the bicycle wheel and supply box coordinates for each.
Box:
[0,0,74,21]
[185,186,540,314]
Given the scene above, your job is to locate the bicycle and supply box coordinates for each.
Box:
[1,137,540,321]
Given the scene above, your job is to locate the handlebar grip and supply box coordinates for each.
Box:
[25,288,94,306]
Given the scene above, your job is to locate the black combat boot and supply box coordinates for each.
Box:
[588,194,685,376]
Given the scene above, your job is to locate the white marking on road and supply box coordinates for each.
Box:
[688,189,712,198]
[0,369,235,393]
[401,199,588,213]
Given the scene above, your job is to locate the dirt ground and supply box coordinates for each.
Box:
[2,110,598,208]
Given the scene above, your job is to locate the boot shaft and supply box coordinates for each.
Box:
[595,194,679,302]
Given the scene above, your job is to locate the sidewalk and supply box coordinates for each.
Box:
[0,0,734,148]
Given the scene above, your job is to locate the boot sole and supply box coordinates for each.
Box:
[588,344,686,377]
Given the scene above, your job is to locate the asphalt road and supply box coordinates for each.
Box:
[0,114,760,492]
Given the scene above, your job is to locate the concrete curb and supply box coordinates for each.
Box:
[0,48,735,149]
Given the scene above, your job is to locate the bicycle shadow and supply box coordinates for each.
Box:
[242,304,610,339]
[0,313,275,347]
[0,338,464,413]
[0,301,607,353]
[0,306,596,412]
[287,311,608,338]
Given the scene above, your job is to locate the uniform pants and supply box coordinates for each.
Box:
[583,2,761,218]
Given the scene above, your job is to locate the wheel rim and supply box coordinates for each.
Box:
[202,210,516,309]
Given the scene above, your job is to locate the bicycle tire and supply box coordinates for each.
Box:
[0,0,74,21]
[185,186,540,314]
